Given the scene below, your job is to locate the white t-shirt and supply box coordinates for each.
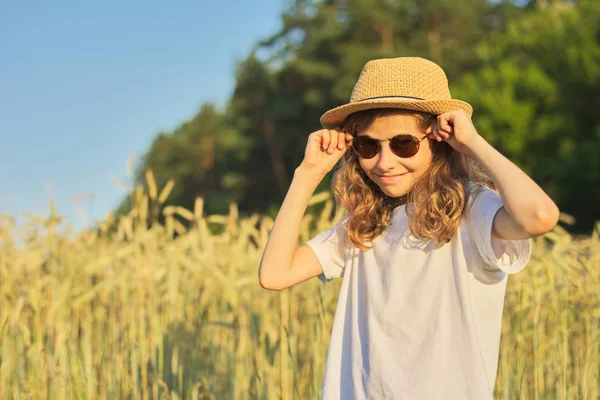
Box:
[305,185,532,400]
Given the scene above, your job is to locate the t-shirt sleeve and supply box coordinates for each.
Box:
[304,218,349,284]
[465,185,532,274]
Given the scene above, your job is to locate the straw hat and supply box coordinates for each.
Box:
[320,57,473,129]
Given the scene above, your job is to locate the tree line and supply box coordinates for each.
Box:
[117,0,600,234]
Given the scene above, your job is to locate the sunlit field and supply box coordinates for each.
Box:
[1,174,598,399]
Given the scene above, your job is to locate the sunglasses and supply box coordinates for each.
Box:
[351,133,431,159]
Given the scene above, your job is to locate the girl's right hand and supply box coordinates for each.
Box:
[300,128,354,176]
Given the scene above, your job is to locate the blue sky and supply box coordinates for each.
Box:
[0,0,283,232]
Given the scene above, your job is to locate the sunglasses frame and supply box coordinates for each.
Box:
[351,132,432,159]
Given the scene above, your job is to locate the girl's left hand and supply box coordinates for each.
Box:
[425,110,481,158]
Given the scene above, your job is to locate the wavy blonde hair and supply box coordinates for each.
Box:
[331,108,495,250]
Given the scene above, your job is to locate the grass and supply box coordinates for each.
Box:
[0,175,598,399]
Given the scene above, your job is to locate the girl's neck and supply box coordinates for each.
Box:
[395,194,409,206]
[385,194,408,211]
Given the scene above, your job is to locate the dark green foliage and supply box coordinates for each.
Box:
[120,0,599,233]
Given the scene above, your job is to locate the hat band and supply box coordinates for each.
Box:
[355,95,425,103]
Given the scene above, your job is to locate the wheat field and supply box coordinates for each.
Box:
[1,173,598,399]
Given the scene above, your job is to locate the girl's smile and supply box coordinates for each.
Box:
[374,171,408,184]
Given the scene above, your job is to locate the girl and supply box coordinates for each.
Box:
[258,57,559,399]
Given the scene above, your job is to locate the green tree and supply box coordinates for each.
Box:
[116,0,598,232]
[454,1,600,231]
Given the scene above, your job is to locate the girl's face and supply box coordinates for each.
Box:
[356,112,433,198]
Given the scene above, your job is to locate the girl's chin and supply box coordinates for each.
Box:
[381,188,409,198]
[377,182,410,198]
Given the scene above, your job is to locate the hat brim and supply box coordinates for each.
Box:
[320,98,473,129]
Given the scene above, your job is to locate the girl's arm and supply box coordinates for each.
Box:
[464,135,559,240]
[429,110,560,240]
[258,165,326,291]
[258,128,352,291]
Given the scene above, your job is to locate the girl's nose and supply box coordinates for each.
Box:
[376,142,397,170]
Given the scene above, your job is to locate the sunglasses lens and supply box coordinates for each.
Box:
[353,136,378,159]
[391,135,420,158]
[353,135,422,158]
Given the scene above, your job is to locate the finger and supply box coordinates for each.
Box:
[433,125,443,142]
[438,117,451,132]
[438,120,453,138]
[321,130,330,151]
[337,131,345,150]
[439,124,448,140]
[328,129,338,153]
